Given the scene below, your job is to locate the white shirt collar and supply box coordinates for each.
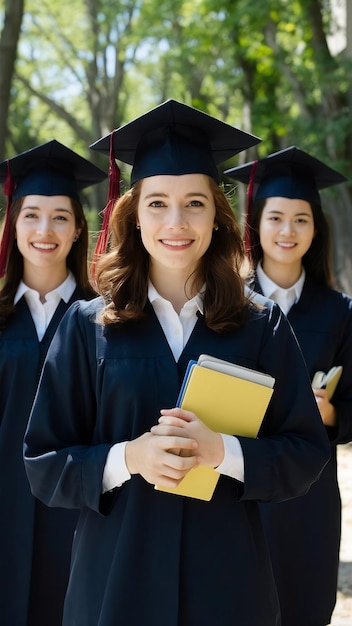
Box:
[14,270,77,305]
[256,262,305,314]
[147,280,204,361]
[148,280,204,315]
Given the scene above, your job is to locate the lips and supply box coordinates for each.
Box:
[161,239,193,247]
[276,242,297,248]
[32,242,58,250]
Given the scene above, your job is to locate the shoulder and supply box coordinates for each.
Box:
[307,280,352,312]
[245,284,281,319]
[61,296,105,330]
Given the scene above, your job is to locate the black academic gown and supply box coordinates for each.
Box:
[0,289,85,626]
[24,294,330,626]
[252,275,352,626]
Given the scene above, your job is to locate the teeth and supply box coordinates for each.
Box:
[162,239,191,246]
[277,242,295,247]
[32,243,57,250]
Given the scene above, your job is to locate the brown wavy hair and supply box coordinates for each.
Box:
[95,176,250,332]
[247,198,334,287]
[0,196,96,331]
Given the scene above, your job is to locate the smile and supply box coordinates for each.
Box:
[32,243,58,250]
[276,242,297,248]
[161,239,193,247]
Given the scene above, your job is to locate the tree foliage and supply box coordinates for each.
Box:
[0,0,351,288]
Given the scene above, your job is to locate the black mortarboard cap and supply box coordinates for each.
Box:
[224,145,347,205]
[90,98,261,185]
[0,139,107,202]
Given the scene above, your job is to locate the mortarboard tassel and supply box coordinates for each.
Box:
[91,131,120,278]
[0,160,14,278]
[244,159,258,260]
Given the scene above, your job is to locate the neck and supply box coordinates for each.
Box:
[22,264,68,302]
[261,259,302,289]
[150,269,201,314]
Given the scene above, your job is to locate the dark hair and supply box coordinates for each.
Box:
[0,196,96,331]
[95,176,249,332]
[247,198,334,287]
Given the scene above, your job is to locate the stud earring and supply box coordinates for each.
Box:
[214,225,219,231]
[136,224,141,230]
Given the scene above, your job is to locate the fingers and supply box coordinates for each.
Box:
[126,432,199,487]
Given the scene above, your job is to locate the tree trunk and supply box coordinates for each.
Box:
[0,0,24,159]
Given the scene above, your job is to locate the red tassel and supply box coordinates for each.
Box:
[91,131,120,279]
[244,159,258,259]
[0,160,14,278]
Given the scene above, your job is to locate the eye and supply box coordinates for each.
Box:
[188,200,204,207]
[54,214,69,221]
[150,200,165,207]
[23,211,38,219]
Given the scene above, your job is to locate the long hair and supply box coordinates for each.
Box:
[247,198,334,287]
[95,176,249,332]
[0,196,95,332]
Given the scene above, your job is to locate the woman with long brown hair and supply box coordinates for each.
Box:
[24,103,330,626]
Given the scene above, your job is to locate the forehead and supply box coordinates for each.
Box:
[140,173,212,195]
[262,196,313,215]
[20,195,74,209]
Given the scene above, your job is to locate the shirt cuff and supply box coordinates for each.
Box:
[102,441,131,493]
[216,434,244,482]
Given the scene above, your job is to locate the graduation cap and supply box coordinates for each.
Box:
[0,139,107,277]
[88,98,261,265]
[224,146,347,252]
[90,98,261,184]
[225,145,347,205]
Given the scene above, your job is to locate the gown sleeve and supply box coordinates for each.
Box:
[327,293,352,445]
[24,299,112,514]
[238,302,331,502]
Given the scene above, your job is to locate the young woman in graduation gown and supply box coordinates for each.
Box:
[226,146,352,626]
[0,141,106,626]
[24,102,330,626]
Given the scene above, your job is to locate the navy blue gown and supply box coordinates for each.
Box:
[24,294,330,626]
[252,275,352,626]
[0,290,85,626]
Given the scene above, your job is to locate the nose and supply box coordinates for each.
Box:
[35,217,53,235]
[279,220,295,235]
[166,206,187,229]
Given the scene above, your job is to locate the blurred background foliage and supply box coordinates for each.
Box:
[0,0,351,290]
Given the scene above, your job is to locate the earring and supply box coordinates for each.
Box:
[214,225,219,231]
[136,224,141,230]
[73,235,79,242]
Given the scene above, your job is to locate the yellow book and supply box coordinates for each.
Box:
[312,365,343,400]
[156,355,275,501]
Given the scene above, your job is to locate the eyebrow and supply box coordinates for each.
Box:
[20,205,73,213]
[266,209,312,217]
[143,191,210,200]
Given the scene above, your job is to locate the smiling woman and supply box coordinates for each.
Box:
[24,101,330,626]
[0,140,106,626]
[226,146,352,626]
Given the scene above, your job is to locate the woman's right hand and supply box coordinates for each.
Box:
[125,432,200,487]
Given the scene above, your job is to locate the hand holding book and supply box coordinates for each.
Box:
[155,354,275,500]
[312,366,343,400]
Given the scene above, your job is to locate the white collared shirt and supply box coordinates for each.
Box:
[14,271,77,341]
[148,280,204,361]
[102,281,244,492]
[256,262,305,315]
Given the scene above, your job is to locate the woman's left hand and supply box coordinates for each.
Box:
[312,387,337,427]
[151,407,225,468]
